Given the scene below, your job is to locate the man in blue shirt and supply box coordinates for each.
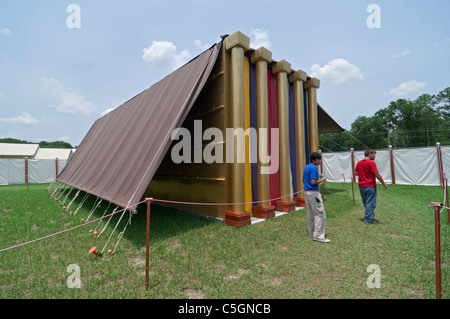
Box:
[303,152,330,243]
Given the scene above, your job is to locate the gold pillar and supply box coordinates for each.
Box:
[305,77,320,153]
[224,31,251,226]
[250,47,275,219]
[289,69,307,207]
[272,60,295,212]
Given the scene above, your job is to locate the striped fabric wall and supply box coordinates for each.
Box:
[243,57,308,210]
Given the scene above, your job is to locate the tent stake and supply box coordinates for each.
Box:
[145,198,153,290]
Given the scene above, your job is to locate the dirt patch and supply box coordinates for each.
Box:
[181,288,205,299]
[166,238,182,252]
[131,253,146,268]
[268,277,283,286]
[224,268,250,281]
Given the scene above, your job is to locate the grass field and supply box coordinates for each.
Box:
[0,182,448,299]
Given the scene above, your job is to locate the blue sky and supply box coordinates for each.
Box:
[0,0,449,147]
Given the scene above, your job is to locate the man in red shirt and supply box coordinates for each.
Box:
[355,149,388,224]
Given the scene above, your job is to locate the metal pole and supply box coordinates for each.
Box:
[351,148,355,184]
[145,198,153,290]
[430,202,442,299]
[436,143,443,187]
[446,177,449,225]
[389,145,396,185]
[25,157,29,192]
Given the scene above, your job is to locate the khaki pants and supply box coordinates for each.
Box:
[305,191,326,240]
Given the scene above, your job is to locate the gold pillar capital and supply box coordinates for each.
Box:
[224,31,250,52]
[271,59,291,74]
[305,77,320,89]
[250,47,272,64]
[289,69,307,83]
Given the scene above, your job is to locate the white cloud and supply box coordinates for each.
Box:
[391,50,410,58]
[194,39,210,50]
[142,40,191,70]
[40,77,96,115]
[0,112,39,125]
[386,80,427,96]
[250,28,271,49]
[0,28,12,36]
[100,107,116,116]
[310,58,364,85]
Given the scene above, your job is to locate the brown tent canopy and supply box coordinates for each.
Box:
[318,103,344,133]
[57,39,343,212]
[57,43,222,209]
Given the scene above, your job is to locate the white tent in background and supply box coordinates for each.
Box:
[34,148,73,160]
[0,143,39,159]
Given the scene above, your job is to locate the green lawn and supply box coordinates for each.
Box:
[0,182,448,299]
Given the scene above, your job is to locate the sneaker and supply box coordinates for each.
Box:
[364,220,378,225]
[313,237,331,243]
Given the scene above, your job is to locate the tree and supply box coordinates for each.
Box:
[436,87,450,121]
[39,141,73,149]
[0,138,32,144]
[0,138,73,149]
[319,87,450,152]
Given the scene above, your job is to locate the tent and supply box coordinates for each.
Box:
[34,148,73,160]
[56,31,343,227]
[0,143,39,159]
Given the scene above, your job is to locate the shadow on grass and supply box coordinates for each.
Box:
[62,189,217,250]
[123,200,218,249]
[323,183,349,194]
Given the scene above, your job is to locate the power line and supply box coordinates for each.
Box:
[319,144,333,153]
[320,135,348,151]
[343,130,369,149]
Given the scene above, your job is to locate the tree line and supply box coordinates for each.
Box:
[319,87,450,152]
[0,138,74,149]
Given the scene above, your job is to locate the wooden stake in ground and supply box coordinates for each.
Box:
[343,174,349,195]
[430,202,442,299]
[145,198,153,290]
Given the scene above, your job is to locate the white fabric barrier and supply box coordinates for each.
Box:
[373,150,392,184]
[442,146,450,180]
[0,158,66,185]
[8,159,25,185]
[393,147,440,186]
[0,160,9,185]
[58,159,67,176]
[322,152,352,182]
[322,146,445,186]
[28,160,56,184]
